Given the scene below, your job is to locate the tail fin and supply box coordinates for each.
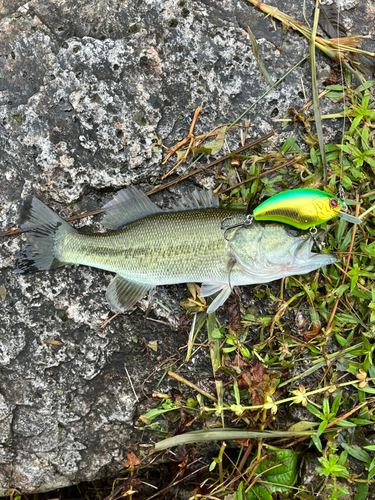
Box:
[15,196,76,275]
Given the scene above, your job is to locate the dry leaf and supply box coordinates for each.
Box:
[124,451,141,469]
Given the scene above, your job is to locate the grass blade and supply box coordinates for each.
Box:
[154,427,342,451]
[311,1,327,185]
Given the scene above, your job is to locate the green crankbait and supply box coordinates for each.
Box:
[252,189,361,230]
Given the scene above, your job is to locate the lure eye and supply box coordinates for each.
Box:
[330,198,339,208]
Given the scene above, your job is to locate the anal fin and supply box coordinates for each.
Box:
[199,282,232,314]
[106,275,153,312]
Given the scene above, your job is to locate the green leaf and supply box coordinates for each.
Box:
[312,434,322,452]
[207,313,221,375]
[281,136,297,153]
[246,448,298,500]
[354,482,369,500]
[325,84,344,91]
[210,328,223,339]
[306,403,323,419]
[317,420,328,436]
[338,451,348,466]
[222,346,237,353]
[332,391,342,415]
[336,420,356,427]
[326,91,344,99]
[362,242,375,257]
[196,126,227,155]
[368,457,375,480]
[141,406,178,422]
[232,482,245,500]
[360,386,375,394]
[341,444,371,466]
[350,418,374,426]
[322,397,330,416]
[209,460,217,472]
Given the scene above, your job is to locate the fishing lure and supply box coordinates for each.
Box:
[251,189,361,230]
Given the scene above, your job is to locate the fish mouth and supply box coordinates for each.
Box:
[293,229,337,270]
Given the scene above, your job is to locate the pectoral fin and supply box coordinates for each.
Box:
[199,282,232,313]
[106,275,153,312]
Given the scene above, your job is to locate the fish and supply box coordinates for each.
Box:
[252,188,361,230]
[15,188,337,314]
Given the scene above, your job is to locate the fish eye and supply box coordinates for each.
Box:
[285,227,302,237]
[330,198,339,208]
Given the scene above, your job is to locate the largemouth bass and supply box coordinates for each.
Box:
[15,188,336,313]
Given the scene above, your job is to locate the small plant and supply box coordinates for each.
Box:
[316,450,350,500]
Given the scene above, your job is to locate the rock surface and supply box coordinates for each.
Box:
[0,0,373,494]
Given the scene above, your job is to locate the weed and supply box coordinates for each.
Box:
[136,77,375,499]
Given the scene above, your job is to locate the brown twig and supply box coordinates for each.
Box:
[161,106,202,166]
[147,130,275,196]
[168,371,218,403]
[234,442,254,477]
[161,106,202,179]
[326,398,375,429]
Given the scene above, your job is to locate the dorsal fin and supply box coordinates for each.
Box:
[101,187,162,230]
[171,189,219,211]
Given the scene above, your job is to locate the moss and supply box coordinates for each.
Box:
[167,19,179,29]
[12,113,24,126]
[128,24,140,34]
[133,110,146,126]
[91,93,103,104]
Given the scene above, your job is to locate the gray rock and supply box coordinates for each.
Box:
[0,0,372,494]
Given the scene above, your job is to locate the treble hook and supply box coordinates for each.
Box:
[220,214,254,241]
[338,186,348,212]
[309,226,321,253]
[337,187,362,224]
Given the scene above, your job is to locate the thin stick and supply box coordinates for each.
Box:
[100,311,121,329]
[124,363,139,402]
[168,371,218,403]
[359,201,375,220]
[218,155,306,195]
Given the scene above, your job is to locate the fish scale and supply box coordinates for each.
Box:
[58,209,239,285]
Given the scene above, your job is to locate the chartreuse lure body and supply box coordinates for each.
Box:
[253,189,360,230]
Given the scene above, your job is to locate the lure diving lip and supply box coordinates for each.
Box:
[252,188,361,230]
[337,211,362,224]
